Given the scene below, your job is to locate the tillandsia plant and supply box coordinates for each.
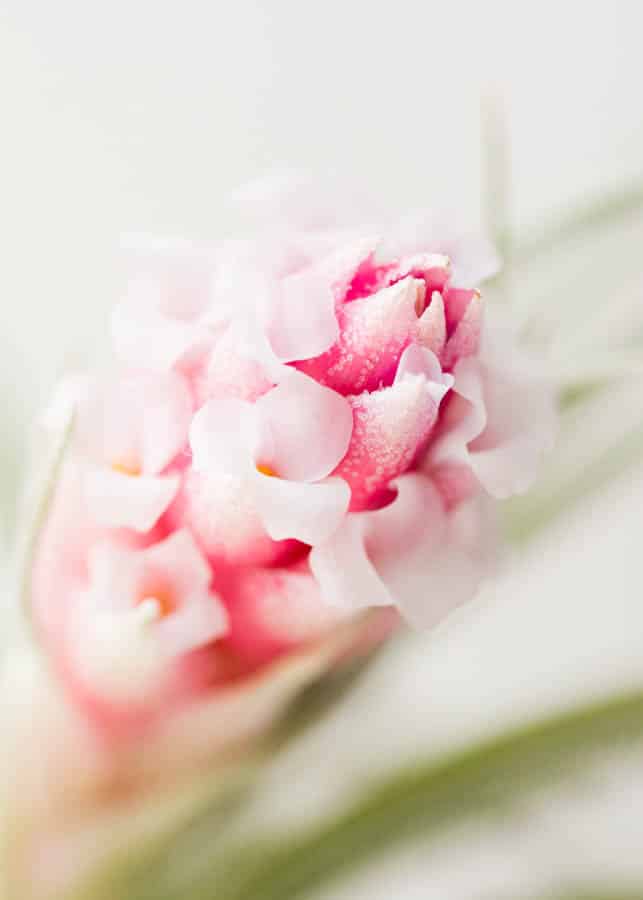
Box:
[1,175,556,899]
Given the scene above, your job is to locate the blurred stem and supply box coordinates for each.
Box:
[506,180,643,268]
[130,689,643,900]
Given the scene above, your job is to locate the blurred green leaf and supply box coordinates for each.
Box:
[103,688,643,900]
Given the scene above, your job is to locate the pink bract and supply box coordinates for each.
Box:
[30,175,555,739]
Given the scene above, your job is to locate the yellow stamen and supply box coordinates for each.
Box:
[256,462,277,478]
[138,588,176,619]
[112,460,142,477]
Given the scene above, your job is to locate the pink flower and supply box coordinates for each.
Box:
[27,174,555,743]
[76,370,193,532]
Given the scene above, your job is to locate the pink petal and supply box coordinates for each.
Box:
[189,397,257,477]
[83,466,180,533]
[311,473,497,628]
[333,346,452,511]
[380,211,501,287]
[204,323,275,403]
[266,239,375,363]
[309,515,392,611]
[441,290,484,370]
[296,277,423,394]
[415,291,447,358]
[221,564,343,666]
[429,322,557,499]
[168,470,295,568]
[113,236,216,371]
[371,476,497,628]
[255,372,353,482]
[77,371,192,476]
[253,473,350,544]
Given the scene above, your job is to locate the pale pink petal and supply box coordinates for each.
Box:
[77,371,192,476]
[311,473,497,628]
[253,472,350,544]
[333,347,451,510]
[113,236,216,371]
[83,466,179,533]
[381,211,501,287]
[142,529,211,596]
[85,541,141,615]
[415,291,447,358]
[429,322,556,499]
[189,397,257,476]
[112,284,212,373]
[138,372,193,474]
[205,322,275,403]
[441,291,484,370]
[168,470,292,567]
[296,277,423,394]
[266,239,375,362]
[255,373,353,482]
[309,516,392,611]
[68,530,227,703]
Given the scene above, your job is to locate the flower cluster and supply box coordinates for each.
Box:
[30,178,555,735]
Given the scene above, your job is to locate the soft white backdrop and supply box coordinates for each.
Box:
[2,2,643,896]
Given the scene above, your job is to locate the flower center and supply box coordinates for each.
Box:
[256,462,277,478]
[137,583,177,618]
[112,459,142,477]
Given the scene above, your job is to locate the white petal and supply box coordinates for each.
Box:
[189,398,257,476]
[255,372,353,482]
[309,515,392,611]
[83,466,179,532]
[254,473,350,544]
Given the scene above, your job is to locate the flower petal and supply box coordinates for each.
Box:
[77,371,192,476]
[311,472,497,628]
[309,515,392,611]
[189,397,257,476]
[83,466,180,533]
[429,322,557,499]
[221,564,343,666]
[254,473,350,544]
[296,277,423,394]
[333,346,452,510]
[255,372,353,482]
[169,470,294,567]
[267,239,374,362]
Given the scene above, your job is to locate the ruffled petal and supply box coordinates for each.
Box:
[296,277,423,394]
[266,239,375,362]
[333,346,452,510]
[311,473,497,628]
[366,474,493,628]
[309,515,392,611]
[189,397,257,476]
[83,466,180,533]
[429,321,557,498]
[255,372,353,482]
[77,371,192,476]
[253,472,350,544]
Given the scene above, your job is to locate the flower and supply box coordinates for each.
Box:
[27,175,555,736]
[8,173,555,899]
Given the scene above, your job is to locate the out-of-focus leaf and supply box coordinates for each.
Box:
[97,688,643,900]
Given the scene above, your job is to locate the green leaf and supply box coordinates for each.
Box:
[108,688,643,900]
